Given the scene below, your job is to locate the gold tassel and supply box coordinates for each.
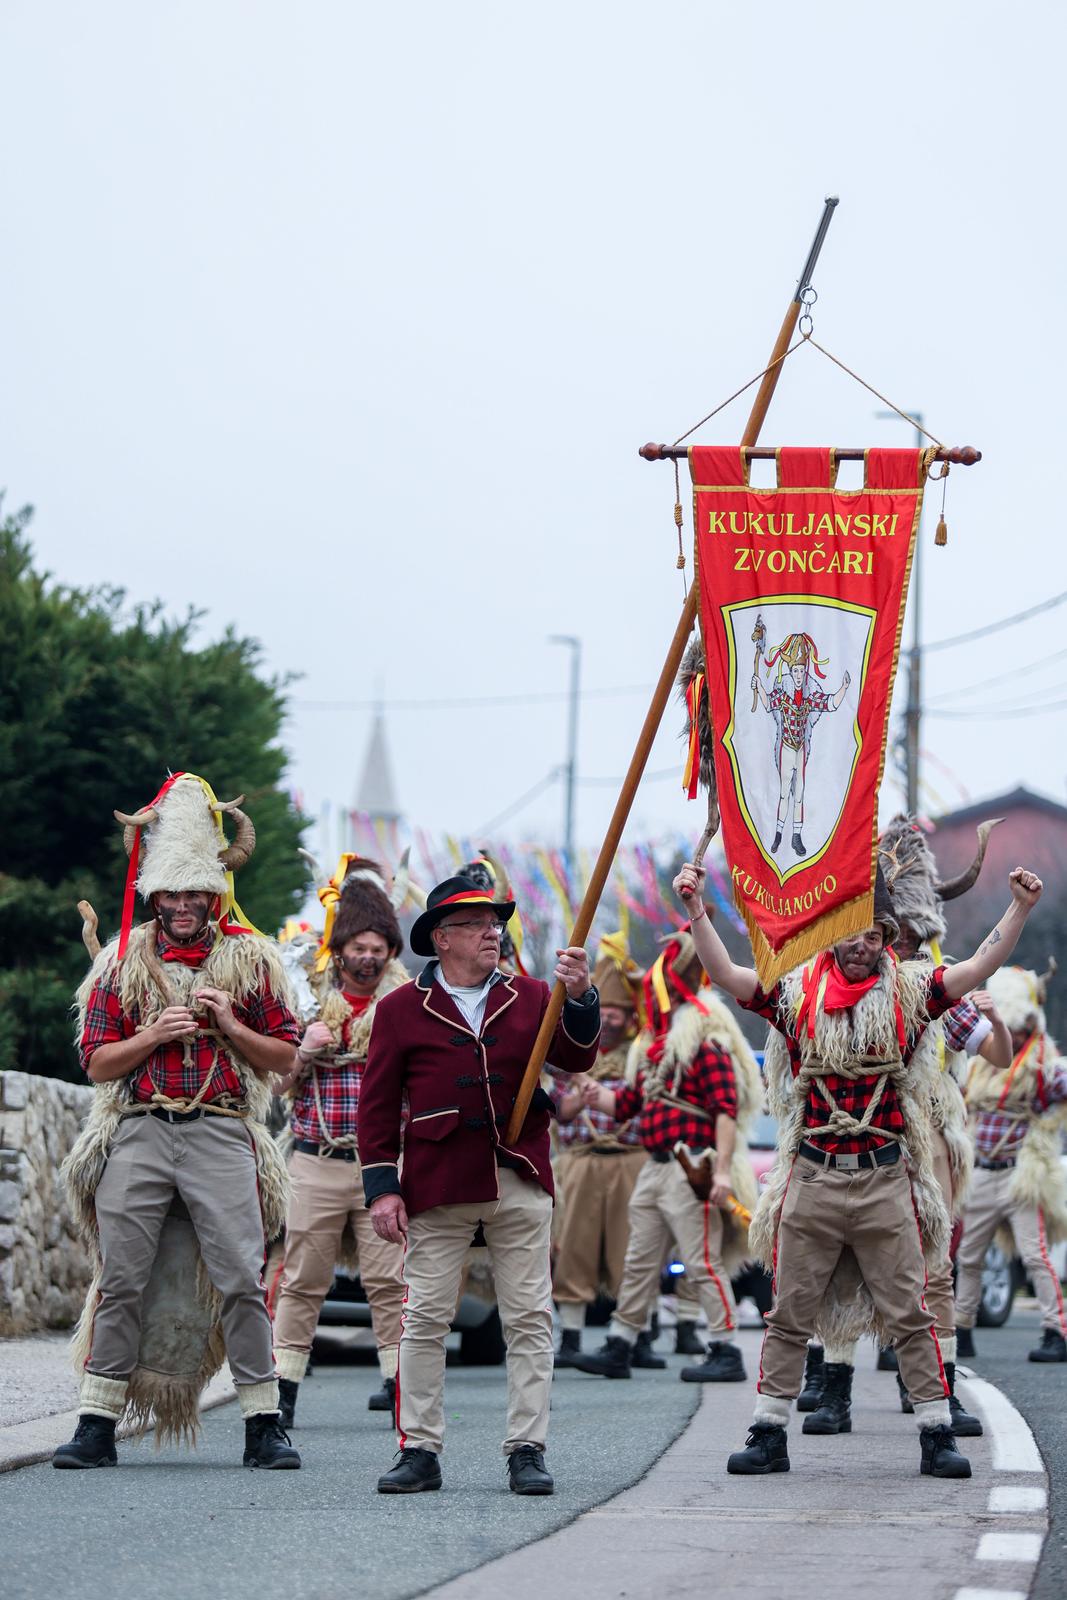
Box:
[934,515,947,546]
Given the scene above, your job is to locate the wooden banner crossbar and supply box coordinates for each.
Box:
[640,444,982,464]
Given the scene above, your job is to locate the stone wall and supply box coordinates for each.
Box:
[0,1071,94,1336]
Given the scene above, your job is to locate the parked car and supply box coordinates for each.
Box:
[318,1252,506,1365]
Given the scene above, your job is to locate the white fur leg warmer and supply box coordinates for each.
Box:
[79,1372,128,1421]
[913,1398,951,1430]
[378,1344,399,1381]
[274,1347,309,1383]
[238,1380,280,1419]
[752,1394,791,1427]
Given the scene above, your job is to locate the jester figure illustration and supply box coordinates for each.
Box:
[750,619,851,859]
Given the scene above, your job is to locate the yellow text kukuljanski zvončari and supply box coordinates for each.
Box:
[705,509,903,577]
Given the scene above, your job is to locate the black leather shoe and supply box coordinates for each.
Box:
[945,1362,983,1435]
[1028,1328,1067,1363]
[955,1326,976,1360]
[377,1446,442,1493]
[920,1424,971,1478]
[802,1362,852,1434]
[243,1414,301,1469]
[572,1335,632,1379]
[508,1445,554,1495]
[771,831,782,854]
[796,1344,825,1412]
[52,1415,118,1469]
[876,1345,899,1371]
[680,1340,746,1383]
[896,1371,914,1414]
[674,1320,705,1357]
[632,1330,667,1370]
[278,1377,298,1429]
[368,1376,397,1413]
[727,1422,790,1474]
[792,833,806,857]
[554,1328,582,1369]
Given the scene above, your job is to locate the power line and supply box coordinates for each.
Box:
[924,644,1067,704]
[926,694,1067,720]
[291,683,654,713]
[474,769,560,836]
[578,766,678,788]
[924,590,1067,653]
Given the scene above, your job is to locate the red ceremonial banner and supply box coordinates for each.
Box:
[691,446,928,986]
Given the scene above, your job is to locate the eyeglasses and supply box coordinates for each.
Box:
[438,919,506,936]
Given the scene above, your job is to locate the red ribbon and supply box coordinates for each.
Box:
[117,771,186,960]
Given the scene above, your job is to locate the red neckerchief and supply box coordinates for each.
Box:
[793,690,804,707]
[158,930,213,968]
[343,992,373,1017]
[796,949,905,1052]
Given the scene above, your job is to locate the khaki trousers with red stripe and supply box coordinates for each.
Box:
[954,1164,1067,1334]
[398,1167,554,1456]
[612,1156,737,1338]
[273,1151,405,1381]
[553,1147,647,1306]
[758,1152,946,1405]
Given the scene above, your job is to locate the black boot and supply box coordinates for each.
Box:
[802,1362,852,1434]
[52,1415,118,1469]
[243,1414,301,1469]
[278,1377,298,1429]
[896,1371,914,1414]
[1028,1328,1067,1363]
[792,832,806,857]
[680,1340,747,1383]
[876,1345,899,1371]
[632,1329,667,1370]
[771,831,783,854]
[507,1445,554,1495]
[727,1422,790,1475]
[368,1376,397,1413]
[554,1328,582,1369]
[572,1335,632,1379]
[945,1362,983,1435]
[377,1446,442,1493]
[920,1424,971,1478]
[796,1345,825,1412]
[955,1326,976,1360]
[674,1319,705,1357]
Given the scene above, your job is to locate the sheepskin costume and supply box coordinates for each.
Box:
[64,775,291,1445]
[750,953,949,1349]
[965,965,1067,1249]
[626,975,763,1275]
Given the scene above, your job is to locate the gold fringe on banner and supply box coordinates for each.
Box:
[742,888,876,991]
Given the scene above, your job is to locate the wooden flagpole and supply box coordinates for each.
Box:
[504,197,841,1146]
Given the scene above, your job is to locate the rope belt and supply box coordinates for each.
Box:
[308,1052,360,1154]
[795,1051,907,1146]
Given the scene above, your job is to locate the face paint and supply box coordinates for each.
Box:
[156,896,211,944]
[341,953,386,983]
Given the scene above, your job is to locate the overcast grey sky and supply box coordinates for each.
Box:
[3,0,1064,861]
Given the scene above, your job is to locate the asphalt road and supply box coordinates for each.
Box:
[0,1348,698,1600]
[959,1302,1067,1600]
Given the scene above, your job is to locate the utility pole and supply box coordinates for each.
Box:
[876,410,924,814]
[549,634,581,867]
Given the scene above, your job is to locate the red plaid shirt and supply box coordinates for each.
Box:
[80,932,300,1105]
[613,1042,738,1155]
[742,965,953,1155]
[290,994,371,1144]
[972,1059,1067,1161]
[549,1046,644,1150]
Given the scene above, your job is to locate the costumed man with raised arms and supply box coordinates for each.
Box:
[673,854,1043,1480]
[358,873,600,1496]
[54,774,302,1471]
[955,960,1067,1364]
[572,923,761,1385]
[799,818,1011,1441]
[549,931,649,1368]
[271,855,411,1426]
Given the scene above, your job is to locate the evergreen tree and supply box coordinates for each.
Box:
[0,504,308,1080]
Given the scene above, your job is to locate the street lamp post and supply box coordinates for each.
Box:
[876,409,924,814]
[549,634,581,868]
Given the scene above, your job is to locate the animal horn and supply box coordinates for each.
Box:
[390,845,412,910]
[934,818,1003,902]
[211,794,246,814]
[114,807,159,856]
[298,847,323,880]
[217,807,256,871]
[77,899,101,961]
[1036,956,1058,1003]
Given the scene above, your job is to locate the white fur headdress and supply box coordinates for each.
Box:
[114,773,256,901]
[987,963,1054,1036]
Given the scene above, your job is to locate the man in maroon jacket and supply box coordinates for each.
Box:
[358,874,600,1496]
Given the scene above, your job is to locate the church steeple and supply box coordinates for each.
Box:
[354,707,402,823]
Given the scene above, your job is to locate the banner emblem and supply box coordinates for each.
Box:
[692,445,928,985]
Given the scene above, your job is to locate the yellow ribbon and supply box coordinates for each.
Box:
[314,852,359,971]
[185,773,262,943]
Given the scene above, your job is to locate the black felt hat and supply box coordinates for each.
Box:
[409,874,517,959]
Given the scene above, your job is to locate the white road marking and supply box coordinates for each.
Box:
[954,1590,1027,1600]
[976,1532,1043,1563]
[956,1377,1044,1472]
[988,1485,1046,1513]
